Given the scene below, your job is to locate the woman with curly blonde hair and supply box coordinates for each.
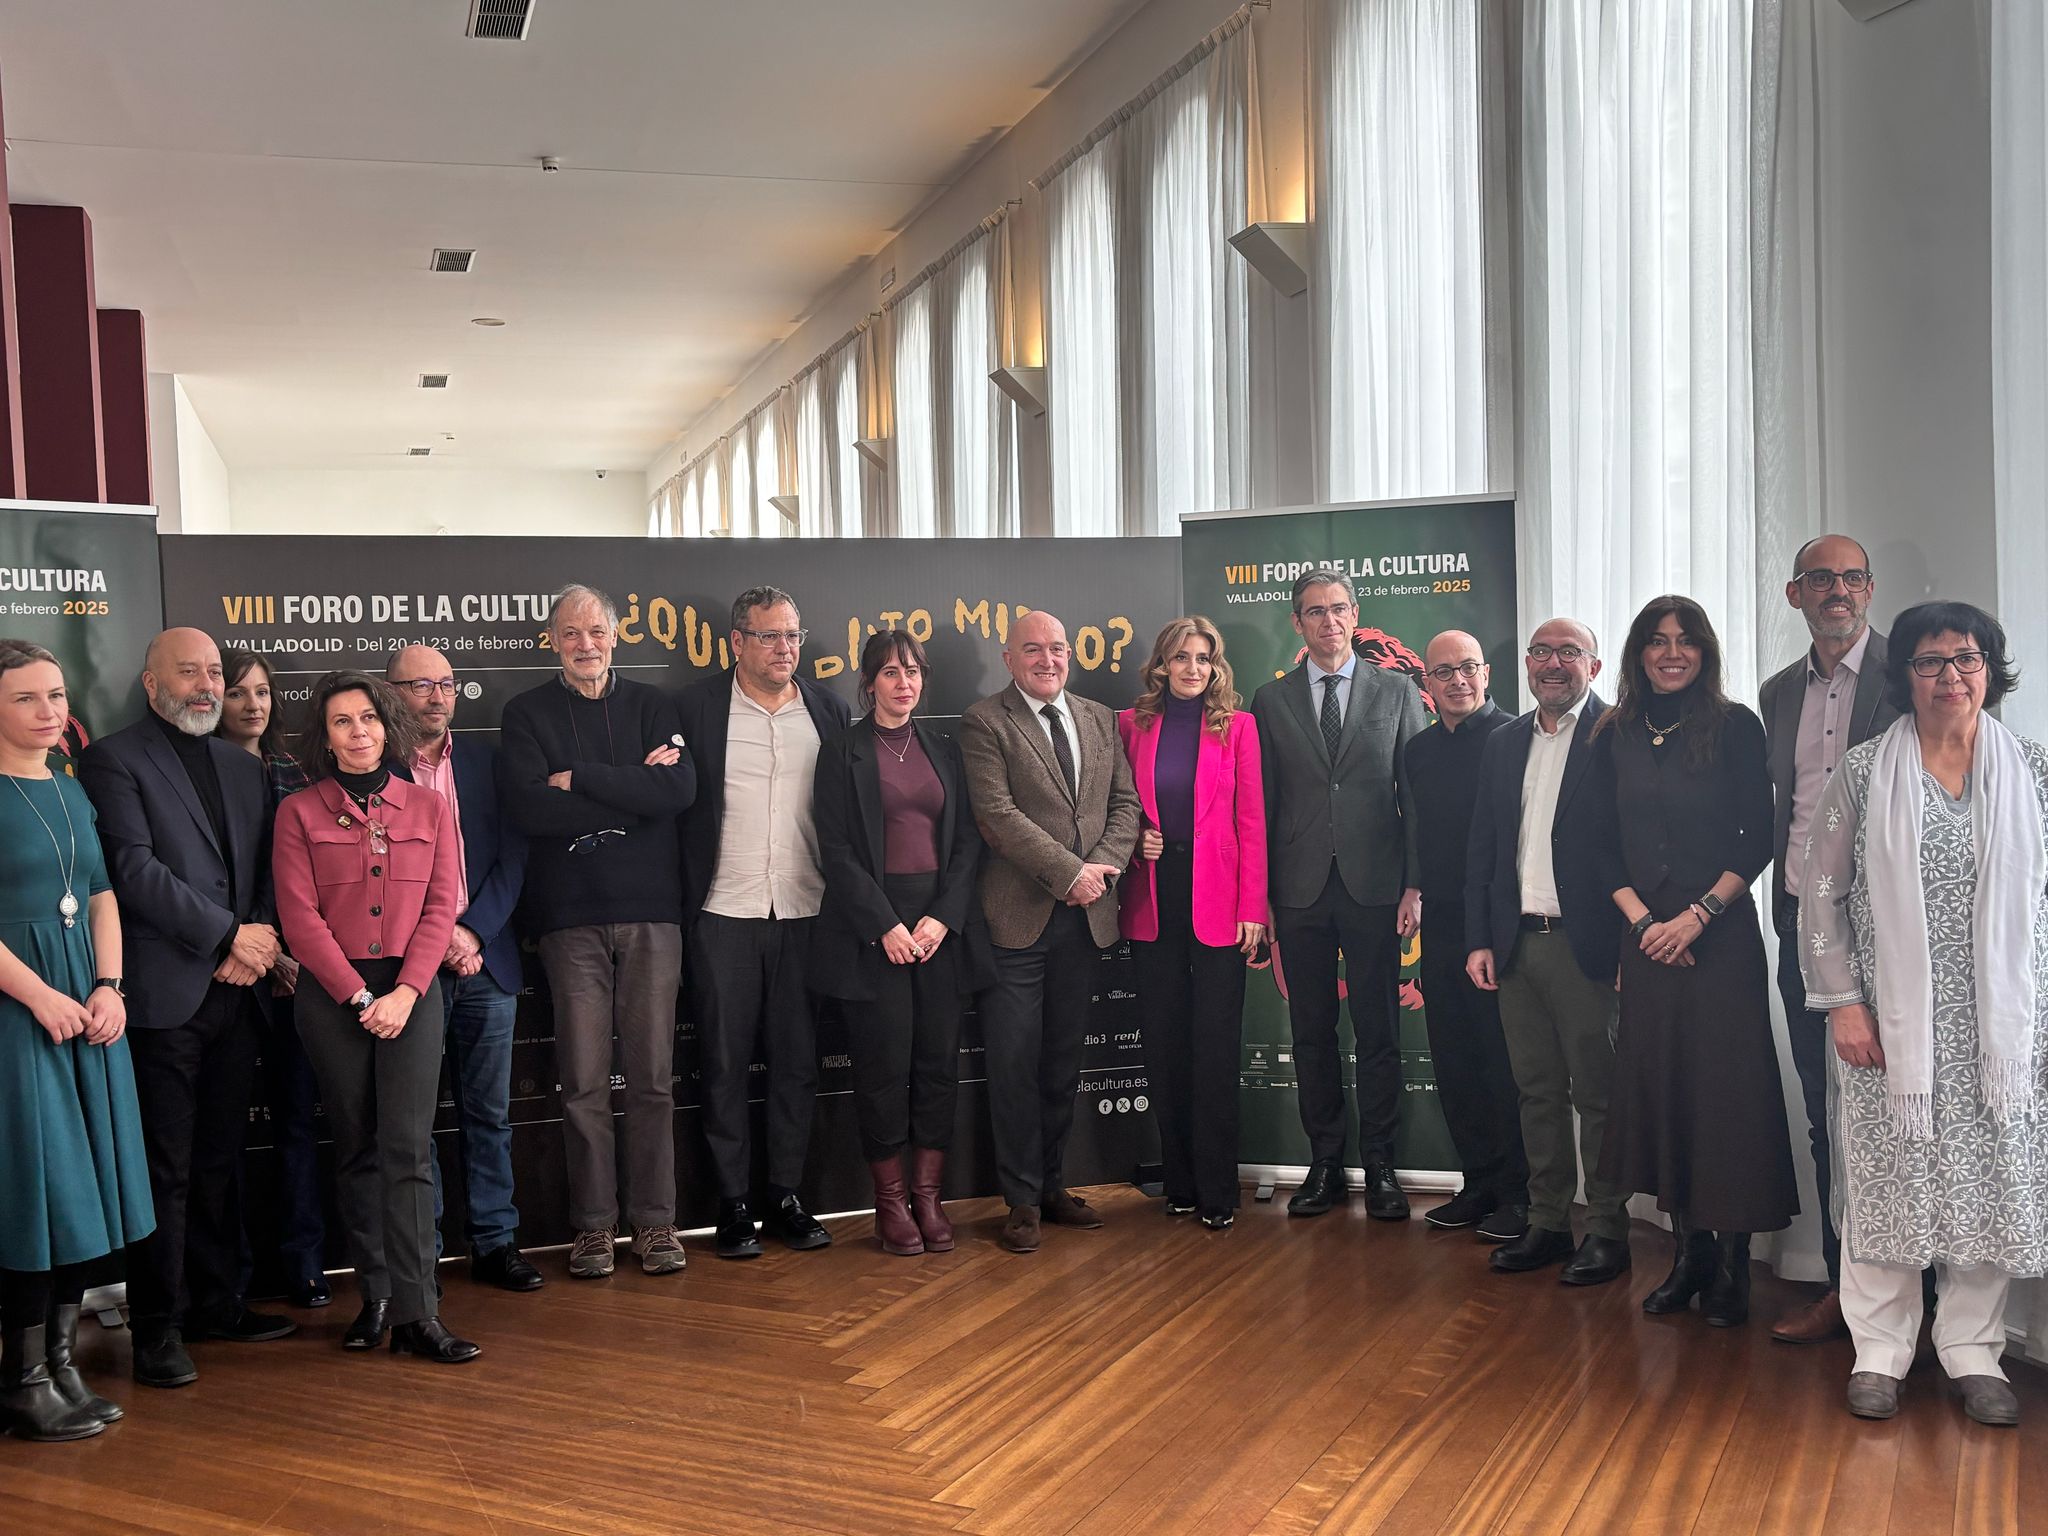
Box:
[1116,617,1268,1228]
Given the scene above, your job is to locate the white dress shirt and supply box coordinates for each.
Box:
[1516,700,1585,918]
[1305,652,1358,726]
[1022,685,1084,783]
[702,678,825,920]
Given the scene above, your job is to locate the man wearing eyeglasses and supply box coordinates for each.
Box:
[1759,534,1897,1343]
[1248,569,1429,1222]
[500,585,697,1280]
[385,646,539,1294]
[1401,632,1528,1244]
[675,585,850,1260]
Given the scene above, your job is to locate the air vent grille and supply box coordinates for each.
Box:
[430,248,475,274]
[418,373,450,390]
[465,0,534,40]
[408,447,432,457]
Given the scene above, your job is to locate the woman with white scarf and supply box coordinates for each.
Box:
[1801,601,2048,1427]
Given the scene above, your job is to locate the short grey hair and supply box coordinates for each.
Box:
[1291,568,1355,614]
[549,583,618,630]
[730,585,798,634]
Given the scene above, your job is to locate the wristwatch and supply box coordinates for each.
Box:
[1698,892,1727,919]
[349,987,376,1011]
[93,976,124,997]
[1628,914,1654,941]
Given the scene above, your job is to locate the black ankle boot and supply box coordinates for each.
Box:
[1641,1215,1717,1315]
[1702,1232,1752,1327]
[2,1324,106,1442]
[45,1304,121,1423]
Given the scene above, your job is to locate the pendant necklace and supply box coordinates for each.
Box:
[877,724,913,764]
[1647,716,1684,749]
[10,774,80,927]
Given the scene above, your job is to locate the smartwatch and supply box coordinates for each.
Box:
[1699,892,1728,918]
[93,976,124,997]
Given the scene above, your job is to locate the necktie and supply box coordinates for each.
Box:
[1041,703,1078,798]
[1321,674,1343,762]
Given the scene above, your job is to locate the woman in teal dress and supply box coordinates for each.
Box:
[0,639,154,1442]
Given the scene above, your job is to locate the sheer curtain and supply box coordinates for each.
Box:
[834,339,865,537]
[1312,0,1493,501]
[794,366,830,538]
[936,221,1019,537]
[891,281,940,539]
[1044,139,1121,536]
[727,428,753,539]
[754,405,784,540]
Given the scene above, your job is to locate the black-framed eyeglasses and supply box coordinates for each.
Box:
[568,827,627,855]
[394,679,458,698]
[1426,660,1485,683]
[739,628,808,648]
[1526,643,1588,663]
[1797,568,1872,593]
[1908,650,1988,678]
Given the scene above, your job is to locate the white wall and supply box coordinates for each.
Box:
[228,466,647,537]
[148,373,233,533]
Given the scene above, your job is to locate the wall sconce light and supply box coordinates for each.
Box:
[854,437,892,470]
[767,493,800,527]
[989,365,1048,417]
[1229,221,1309,297]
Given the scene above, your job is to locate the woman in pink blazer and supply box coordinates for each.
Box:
[1117,616,1268,1229]
[274,670,475,1364]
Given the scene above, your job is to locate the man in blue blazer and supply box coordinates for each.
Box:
[388,647,539,1292]
[80,628,297,1389]
[1463,618,1631,1286]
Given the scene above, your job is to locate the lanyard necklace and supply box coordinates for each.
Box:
[10,774,80,927]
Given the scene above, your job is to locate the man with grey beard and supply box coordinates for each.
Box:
[81,628,294,1390]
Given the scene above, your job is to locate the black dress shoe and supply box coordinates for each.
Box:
[1475,1203,1529,1244]
[390,1317,481,1364]
[288,1274,333,1309]
[472,1244,545,1292]
[186,1305,298,1343]
[341,1299,391,1351]
[715,1200,763,1260]
[1287,1162,1342,1217]
[1560,1234,1632,1287]
[765,1193,832,1250]
[1489,1225,1575,1273]
[1363,1161,1410,1221]
[1423,1186,1494,1230]
[131,1329,199,1388]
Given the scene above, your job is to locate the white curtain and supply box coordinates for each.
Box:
[794,366,830,538]
[1044,139,1121,537]
[891,282,940,539]
[727,428,753,539]
[834,339,865,537]
[1312,0,1492,501]
[754,405,783,540]
[937,222,1020,537]
[679,462,703,539]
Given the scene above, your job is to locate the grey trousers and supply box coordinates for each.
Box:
[294,968,445,1327]
[1496,928,1629,1242]
[538,922,682,1232]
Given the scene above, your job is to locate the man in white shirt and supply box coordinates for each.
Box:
[676,586,851,1259]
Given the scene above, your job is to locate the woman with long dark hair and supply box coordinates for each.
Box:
[1594,596,1796,1326]
[272,671,475,1361]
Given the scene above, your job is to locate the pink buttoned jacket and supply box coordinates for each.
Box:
[273,774,462,1004]
[1114,706,1269,947]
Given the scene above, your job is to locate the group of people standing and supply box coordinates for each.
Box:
[2,534,2042,1444]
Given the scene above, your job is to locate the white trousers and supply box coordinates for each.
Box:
[1838,1254,2011,1381]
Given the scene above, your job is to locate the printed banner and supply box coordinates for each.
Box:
[1180,498,1519,1172]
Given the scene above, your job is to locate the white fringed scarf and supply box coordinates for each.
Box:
[1862,714,2044,1140]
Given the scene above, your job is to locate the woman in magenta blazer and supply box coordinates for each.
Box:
[1117,616,1268,1229]
[273,670,476,1363]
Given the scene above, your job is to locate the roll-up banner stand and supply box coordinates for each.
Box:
[160,535,1180,1267]
[1180,497,1520,1176]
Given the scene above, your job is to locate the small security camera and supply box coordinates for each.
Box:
[540,156,562,174]
[595,468,607,479]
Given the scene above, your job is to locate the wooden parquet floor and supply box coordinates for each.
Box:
[7,1184,2044,1534]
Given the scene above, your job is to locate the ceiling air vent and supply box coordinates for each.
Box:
[465,0,534,40]
[408,447,433,457]
[418,373,450,389]
[430,248,476,274]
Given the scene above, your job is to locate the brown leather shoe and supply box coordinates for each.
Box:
[1040,1189,1103,1229]
[1772,1289,1849,1344]
[1000,1205,1041,1253]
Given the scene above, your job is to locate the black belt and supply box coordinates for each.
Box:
[1519,913,1564,933]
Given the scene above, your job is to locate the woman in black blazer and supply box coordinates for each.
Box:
[813,630,992,1256]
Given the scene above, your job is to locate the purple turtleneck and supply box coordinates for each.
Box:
[1154,693,1203,843]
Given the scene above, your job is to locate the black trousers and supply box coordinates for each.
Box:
[980,903,1102,1209]
[845,872,965,1163]
[1272,864,1403,1166]
[124,982,262,1336]
[1419,913,1528,1205]
[690,912,819,1198]
[1132,845,1245,1212]
[1775,894,1839,1283]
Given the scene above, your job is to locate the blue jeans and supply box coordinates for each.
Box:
[430,970,520,1258]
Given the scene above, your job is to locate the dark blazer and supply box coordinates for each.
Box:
[811,718,995,1001]
[79,717,276,1031]
[446,736,527,994]
[1248,660,1428,910]
[1464,693,1621,984]
[1758,627,1896,929]
[675,667,852,921]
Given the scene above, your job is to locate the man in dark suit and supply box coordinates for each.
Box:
[387,646,539,1293]
[959,607,1140,1254]
[1759,533,1897,1343]
[1465,618,1631,1286]
[1248,569,1428,1221]
[677,585,850,1260]
[79,627,296,1389]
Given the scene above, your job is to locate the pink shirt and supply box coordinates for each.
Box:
[411,739,471,914]
[1785,626,1871,897]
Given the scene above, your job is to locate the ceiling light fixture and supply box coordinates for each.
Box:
[471,317,506,327]
[990,366,1048,417]
[1228,221,1309,297]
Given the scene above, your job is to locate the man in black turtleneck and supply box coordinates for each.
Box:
[80,627,296,1390]
[1403,631,1528,1242]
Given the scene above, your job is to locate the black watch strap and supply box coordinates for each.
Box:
[93,976,124,996]
[1699,892,1727,918]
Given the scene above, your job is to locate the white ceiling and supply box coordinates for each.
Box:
[0,0,1142,473]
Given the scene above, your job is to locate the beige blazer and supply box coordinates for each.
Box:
[959,683,1140,949]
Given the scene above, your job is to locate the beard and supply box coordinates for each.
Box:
[1806,607,1864,641]
[164,694,223,736]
